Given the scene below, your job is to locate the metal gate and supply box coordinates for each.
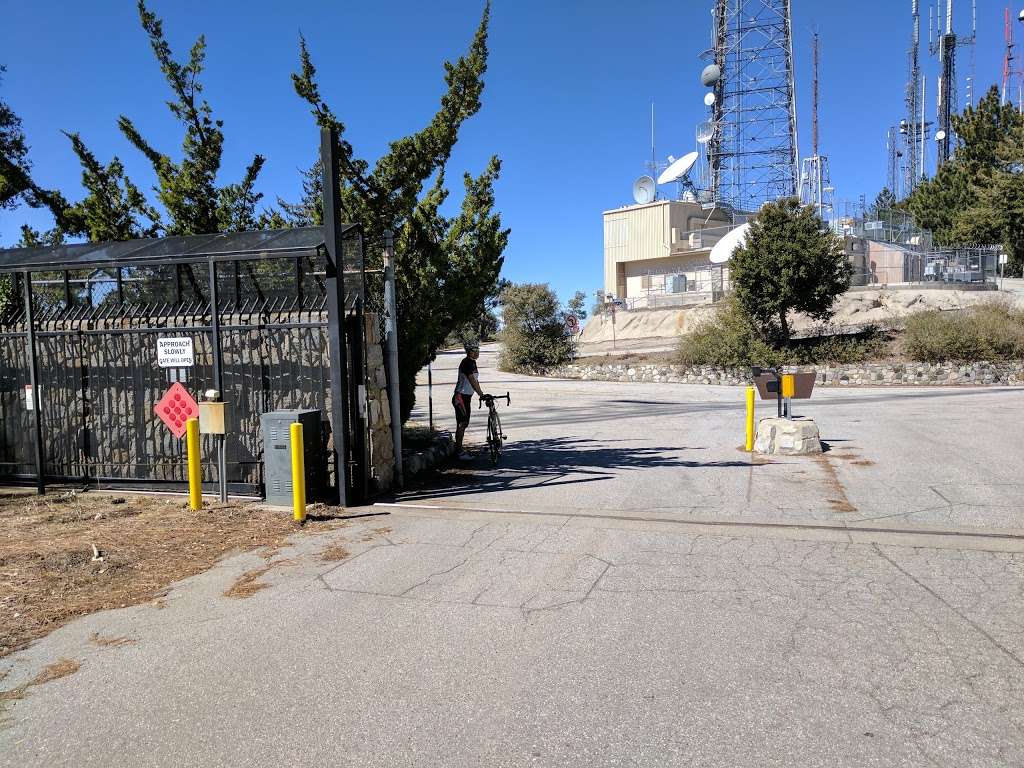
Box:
[0,225,369,504]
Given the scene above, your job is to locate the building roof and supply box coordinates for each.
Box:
[0,226,355,272]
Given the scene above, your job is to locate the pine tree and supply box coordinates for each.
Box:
[289,4,509,421]
[61,131,161,241]
[729,197,851,344]
[905,86,1024,273]
[118,1,266,235]
[870,187,897,216]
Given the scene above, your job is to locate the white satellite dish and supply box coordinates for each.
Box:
[704,92,717,107]
[935,130,947,141]
[657,151,699,186]
[709,222,751,264]
[696,121,715,144]
[632,175,656,205]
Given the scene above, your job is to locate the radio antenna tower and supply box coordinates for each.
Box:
[903,1,927,194]
[931,1,976,166]
[886,126,904,200]
[1002,6,1024,111]
[705,0,799,212]
[799,33,833,220]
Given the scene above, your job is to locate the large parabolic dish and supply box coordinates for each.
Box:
[709,223,751,264]
[656,151,699,186]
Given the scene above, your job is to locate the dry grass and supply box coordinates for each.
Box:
[88,632,136,648]
[0,658,80,703]
[224,566,273,599]
[0,490,339,658]
[320,545,351,562]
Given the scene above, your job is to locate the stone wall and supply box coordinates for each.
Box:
[363,315,395,494]
[543,360,1024,387]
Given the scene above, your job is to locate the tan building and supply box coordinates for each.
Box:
[603,199,735,308]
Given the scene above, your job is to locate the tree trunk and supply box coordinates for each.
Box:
[778,310,790,344]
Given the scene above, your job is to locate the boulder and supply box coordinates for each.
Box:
[754,417,823,456]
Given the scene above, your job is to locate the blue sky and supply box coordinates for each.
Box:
[0,0,1013,303]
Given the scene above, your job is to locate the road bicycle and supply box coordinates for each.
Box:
[479,392,510,467]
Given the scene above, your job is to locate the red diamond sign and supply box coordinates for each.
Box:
[155,383,199,439]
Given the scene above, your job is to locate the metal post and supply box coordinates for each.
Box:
[186,418,202,510]
[428,362,434,433]
[291,421,306,522]
[321,127,353,507]
[745,386,756,452]
[23,271,45,495]
[382,230,404,489]
[207,257,228,503]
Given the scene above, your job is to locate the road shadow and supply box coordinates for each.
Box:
[396,436,749,503]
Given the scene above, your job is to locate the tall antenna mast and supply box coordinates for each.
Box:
[932,0,976,166]
[905,0,924,194]
[800,31,833,220]
[1003,6,1020,109]
[812,31,820,159]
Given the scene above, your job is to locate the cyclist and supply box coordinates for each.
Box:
[453,341,485,460]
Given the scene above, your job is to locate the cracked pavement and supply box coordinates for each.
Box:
[2,347,1023,766]
[3,511,1024,767]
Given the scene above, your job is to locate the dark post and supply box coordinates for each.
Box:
[23,271,45,495]
[208,257,227,502]
[116,267,124,304]
[321,127,353,507]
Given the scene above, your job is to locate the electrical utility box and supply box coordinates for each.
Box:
[261,410,326,506]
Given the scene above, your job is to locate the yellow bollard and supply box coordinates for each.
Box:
[781,373,796,399]
[290,422,306,522]
[186,418,202,510]
[745,386,756,452]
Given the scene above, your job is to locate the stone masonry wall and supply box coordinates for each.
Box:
[542,360,1024,387]
[363,315,396,494]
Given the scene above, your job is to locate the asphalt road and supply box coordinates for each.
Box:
[3,347,1024,767]
[405,344,1024,530]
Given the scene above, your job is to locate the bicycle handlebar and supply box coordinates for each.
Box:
[479,392,511,409]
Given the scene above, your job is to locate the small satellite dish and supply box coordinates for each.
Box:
[657,151,699,185]
[632,176,656,205]
[704,92,717,107]
[935,130,947,141]
[1018,9,1024,22]
[700,64,722,87]
[696,121,715,144]
[709,223,751,264]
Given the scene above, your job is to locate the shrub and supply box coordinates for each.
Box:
[904,300,1024,362]
[677,298,885,367]
[499,283,574,371]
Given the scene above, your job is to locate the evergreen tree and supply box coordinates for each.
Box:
[61,131,161,241]
[499,283,574,372]
[118,1,266,235]
[870,187,897,216]
[729,197,851,344]
[567,291,588,322]
[905,87,1024,274]
[289,4,509,421]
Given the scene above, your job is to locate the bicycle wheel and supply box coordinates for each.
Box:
[488,411,501,466]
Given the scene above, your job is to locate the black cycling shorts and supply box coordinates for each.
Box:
[453,393,472,426]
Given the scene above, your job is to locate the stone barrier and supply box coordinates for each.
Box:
[538,360,1024,387]
[403,431,455,477]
